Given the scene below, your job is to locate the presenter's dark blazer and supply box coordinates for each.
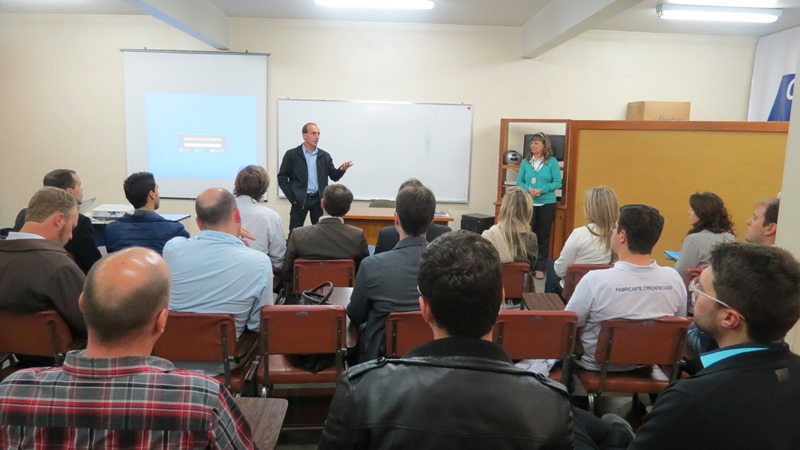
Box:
[14,208,101,274]
[373,223,452,255]
[277,145,345,206]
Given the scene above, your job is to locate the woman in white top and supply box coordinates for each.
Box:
[545,186,618,295]
[482,187,538,270]
[233,165,287,269]
[673,191,735,278]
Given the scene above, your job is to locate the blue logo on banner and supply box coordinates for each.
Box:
[768,73,795,121]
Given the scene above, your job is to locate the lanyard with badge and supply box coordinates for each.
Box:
[532,158,544,185]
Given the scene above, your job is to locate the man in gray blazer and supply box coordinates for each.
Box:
[282,184,369,284]
[347,182,439,363]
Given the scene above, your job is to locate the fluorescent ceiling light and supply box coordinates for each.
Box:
[315,0,434,10]
[656,4,781,23]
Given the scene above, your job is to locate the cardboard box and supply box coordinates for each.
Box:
[626,101,690,121]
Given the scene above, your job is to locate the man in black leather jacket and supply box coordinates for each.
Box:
[319,230,574,449]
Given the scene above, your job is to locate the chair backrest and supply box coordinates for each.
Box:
[493,310,578,360]
[502,262,532,299]
[260,305,346,355]
[595,317,689,371]
[152,312,237,362]
[294,258,355,293]
[384,311,432,357]
[0,310,75,358]
[562,263,614,301]
[683,267,704,287]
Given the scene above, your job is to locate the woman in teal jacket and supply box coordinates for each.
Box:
[517,132,562,279]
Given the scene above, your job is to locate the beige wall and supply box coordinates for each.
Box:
[0,14,757,235]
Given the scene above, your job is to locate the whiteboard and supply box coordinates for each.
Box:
[277,99,473,203]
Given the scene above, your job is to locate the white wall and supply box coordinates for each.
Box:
[0,14,757,235]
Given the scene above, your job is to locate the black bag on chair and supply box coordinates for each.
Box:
[286,281,336,372]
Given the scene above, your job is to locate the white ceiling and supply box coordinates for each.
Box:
[2,0,799,40]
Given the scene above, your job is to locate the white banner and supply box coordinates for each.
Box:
[748,26,800,121]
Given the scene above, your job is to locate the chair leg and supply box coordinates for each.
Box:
[587,393,597,415]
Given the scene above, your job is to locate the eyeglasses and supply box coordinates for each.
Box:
[688,280,746,320]
[417,286,428,301]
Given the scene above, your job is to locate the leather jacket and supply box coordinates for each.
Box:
[319,337,574,449]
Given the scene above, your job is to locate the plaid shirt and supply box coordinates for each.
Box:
[0,351,255,449]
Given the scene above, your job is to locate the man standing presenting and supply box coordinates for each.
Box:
[347,182,437,363]
[744,197,779,245]
[13,169,101,273]
[0,247,255,448]
[627,243,800,449]
[320,231,573,449]
[565,204,686,371]
[105,172,189,253]
[0,187,86,338]
[277,122,353,231]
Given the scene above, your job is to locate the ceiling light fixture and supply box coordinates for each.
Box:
[315,0,434,10]
[656,3,782,23]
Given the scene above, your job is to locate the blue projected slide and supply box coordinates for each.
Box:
[146,93,257,178]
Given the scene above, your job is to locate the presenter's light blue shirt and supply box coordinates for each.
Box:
[303,144,319,194]
[163,230,273,337]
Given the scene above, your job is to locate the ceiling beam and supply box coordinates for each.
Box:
[521,0,643,59]
[125,0,229,50]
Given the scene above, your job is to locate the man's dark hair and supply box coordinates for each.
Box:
[123,172,156,209]
[196,189,237,229]
[418,230,502,338]
[710,242,800,343]
[302,122,317,134]
[617,204,664,255]
[763,198,780,226]
[42,169,77,190]
[233,165,269,199]
[82,254,170,343]
[396,184,435,236]
[398,178,424,191]
[323,184,353,217]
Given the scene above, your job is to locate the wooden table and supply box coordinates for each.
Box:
[323,286,360,348]
[522,293,565,311]
[344,206,454,244]
[234,397,288,450]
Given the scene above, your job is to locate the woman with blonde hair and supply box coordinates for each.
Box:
[482,187,538,269]
[545,186,618,295]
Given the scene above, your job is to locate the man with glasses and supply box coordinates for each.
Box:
[565,204,686,371]
[626,242,800,449]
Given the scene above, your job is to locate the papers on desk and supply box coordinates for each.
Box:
[665,250,680,261]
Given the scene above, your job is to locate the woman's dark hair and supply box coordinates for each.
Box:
[688,192,735,235]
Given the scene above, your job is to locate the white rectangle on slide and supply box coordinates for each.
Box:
[278,99,473,203]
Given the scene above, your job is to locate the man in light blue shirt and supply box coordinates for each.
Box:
[163,188,273,340]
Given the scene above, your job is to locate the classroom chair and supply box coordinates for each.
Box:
[0,309,84,379]
[384,311,433,358]
[561,263,614,302]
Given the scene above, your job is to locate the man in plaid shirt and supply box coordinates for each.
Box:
[0,247,255,449]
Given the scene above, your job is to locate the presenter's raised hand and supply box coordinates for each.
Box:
[340,161,354,171]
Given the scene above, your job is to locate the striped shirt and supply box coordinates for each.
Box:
[0,351,254,449]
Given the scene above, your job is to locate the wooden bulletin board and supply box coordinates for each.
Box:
[565,121,788,264]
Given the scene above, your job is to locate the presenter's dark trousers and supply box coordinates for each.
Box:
[289,193,323,232]
[531,202,556,272]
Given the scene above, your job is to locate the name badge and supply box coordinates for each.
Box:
[532,177,536,184]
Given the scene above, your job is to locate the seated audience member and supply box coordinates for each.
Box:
[547,186,618,295]
[744,197,780,245]
[565,204,686,371]
[105,172,189,253]
[0,187,86,338]
[347,182,437,363]
[319,230,574,449]
[482,186,538,269]
[625,243,800,449]
[282,184,369,283]
[163,188,272,372]
[373,179,451,254]
[13,169,101,273]
[0,247,255,448]
[234,165,286,269]
[673,191,735,278]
